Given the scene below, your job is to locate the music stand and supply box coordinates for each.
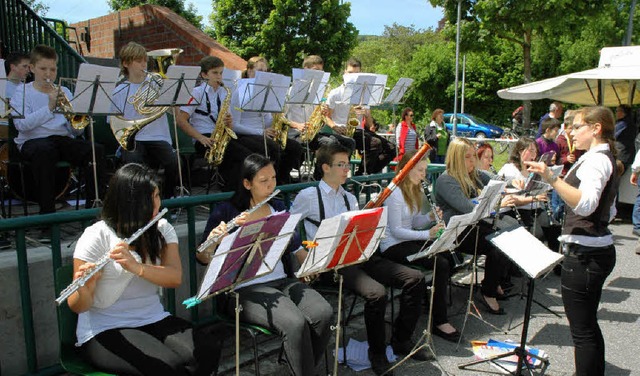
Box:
[148,65,201,198]
[458,225,561,375]
[380,78,413,157]
[287,68,330,181]
[296,207,387,376]
[183,211,301,376]
[343,73,387,175]
[59,63,122,207]
[221,68,242,91]
[238,71,291,159]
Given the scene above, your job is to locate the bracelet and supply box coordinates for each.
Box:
[138,264,145,277]
[547,175,558,185]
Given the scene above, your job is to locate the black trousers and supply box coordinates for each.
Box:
[339,254,426,355]
[122,140,178,199]
[561,244,616,376]
[194,135,254,192]
[82,316,220,376]
[235,134,304,185]
[352,129,396,175]
[20,135,105,214]
[382,241,453,326]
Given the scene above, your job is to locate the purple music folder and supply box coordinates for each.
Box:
[209,212,291,293]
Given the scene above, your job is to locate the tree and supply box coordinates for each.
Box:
[108,0,203,29]
[210,0,358,74]
[24,0,49,16]
[429,0,604,127]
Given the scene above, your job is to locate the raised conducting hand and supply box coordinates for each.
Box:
[523,161,551,182]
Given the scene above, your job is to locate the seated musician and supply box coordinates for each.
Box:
[498,137,560,252]
[435,137,518,315]
[111,42,177,199]
[290,143,431,376]
[176,55,251,191]
[229,56,304,185]
[3,51,30,101]
[68,163,220,375]
[380,150,460,342]
[10,44,105,215]
[199,153,333,376]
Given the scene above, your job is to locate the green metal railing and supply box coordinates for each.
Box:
[0,0,85,79]
[0,167,445,375]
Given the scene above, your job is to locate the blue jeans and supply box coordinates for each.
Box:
[561,244,616,376]
[633,185,640,231]
[551,190,565,223]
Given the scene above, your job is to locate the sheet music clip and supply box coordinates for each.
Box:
[342,73,388,108]
[287,68,330,106]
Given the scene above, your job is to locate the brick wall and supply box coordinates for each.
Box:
[69,4,246,70]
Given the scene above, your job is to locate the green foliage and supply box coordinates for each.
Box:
[108,0,203,29]
[210,0,358,74]
[24,0,49,15]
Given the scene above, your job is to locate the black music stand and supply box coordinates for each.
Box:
[343,73,387,175]
[238,71,291,159]
[59,63,122,207]
[458,225,561,375]
[379,78,413,156]
[286,68,330,181]
[148,65,201,198]
[296,207,387,376]
[183,211,301,375]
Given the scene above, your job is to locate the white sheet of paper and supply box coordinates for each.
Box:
[0,59,7,101]
[252,213,301,277]
[69,63,121,115]
[222,68,242,91]
[239,71,291,112]
[488,226,564,278]
[383,77,413,104]
[407,211,473,261]
[289,69,329,105]
[153,65,201,106]
[342,73,387,106]
[473,180,507,222]
[196,230,238,299]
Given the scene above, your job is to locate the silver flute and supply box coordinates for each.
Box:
[421,180,464,267]
[196,189,281,254]
[55,207,169,306]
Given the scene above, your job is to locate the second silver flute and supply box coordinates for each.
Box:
[55,207,169,305]
[197,189,281,254]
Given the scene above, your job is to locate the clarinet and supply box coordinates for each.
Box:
[421,180,464,267]
[56,207,169,305]
[197,189,281,255]
[543,199,559,226]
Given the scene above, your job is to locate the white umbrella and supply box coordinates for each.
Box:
[497,46,640,106]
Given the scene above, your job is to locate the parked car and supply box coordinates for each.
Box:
[443,113,504,139]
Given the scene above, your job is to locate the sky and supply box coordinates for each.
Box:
[44,0,443,36]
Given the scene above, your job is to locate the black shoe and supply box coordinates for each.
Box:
[368,349,394,376]
[553,264,562,276]
[477,293,505,315]
[391,338,433,361]
[432,325,461,343]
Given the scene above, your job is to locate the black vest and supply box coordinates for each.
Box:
[562,149,618,237]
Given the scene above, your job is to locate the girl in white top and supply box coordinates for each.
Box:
[380,151,461,342]
[69,163,219,375]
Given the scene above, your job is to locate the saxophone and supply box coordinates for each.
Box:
[345,105,361,137]
[271,113,291,150]
[204,84,236,166]
[300,85,331,143]
[110,72,170,151]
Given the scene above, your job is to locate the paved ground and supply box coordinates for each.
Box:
[218,211,640,376]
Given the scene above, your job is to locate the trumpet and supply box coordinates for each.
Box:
[55,208,169,305]
[197,189,281,259]
[47,79,90,129]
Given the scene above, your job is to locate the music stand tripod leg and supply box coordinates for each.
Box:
[332,272,344,376]
[88,117,102,208]
[234,291,242,376]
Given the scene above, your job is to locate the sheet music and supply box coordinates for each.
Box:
[342,73,387,107]
[407,211,474,261]
[383,77,413,104]
[152,65,201,106]
[472,180,507,222]
[222,68,242,91]
[296,207,387,278]
[68,63,122,115]
[288,68,330,105]
[239,71,291,112]
[487,226,564,279]
[0,59,7,101]
[250,212,301,278]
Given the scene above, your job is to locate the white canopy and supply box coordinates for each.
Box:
[497,46,640,106]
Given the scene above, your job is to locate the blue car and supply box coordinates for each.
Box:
[443,113,504,139]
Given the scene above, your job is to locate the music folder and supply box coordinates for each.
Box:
[184,211,301,307]
[295,207,388,279]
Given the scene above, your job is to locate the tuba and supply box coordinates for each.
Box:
[271,113,291,150]
[204,84,236,166]
[110,72,170,151]
[147,48,183,78]
[48,79,90,129]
